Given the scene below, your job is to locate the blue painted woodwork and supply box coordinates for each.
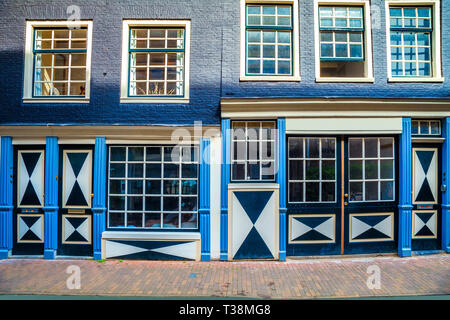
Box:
[442,118,450,253]
[43,137,58,259]
[220,119,231,261]
[277,118,287,261]
[200,137,211,261]
[398,118,413,257]
[0,137,13,259]
[92,137,107,260]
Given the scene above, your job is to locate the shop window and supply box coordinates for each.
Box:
[107,146,199,229]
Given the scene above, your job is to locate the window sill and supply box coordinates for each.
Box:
[315,77,375,83]
[120,97,190,104]
[388,77,445,83]
[102,231,200,241]
[240,75,301,82]
[23,98,90,104]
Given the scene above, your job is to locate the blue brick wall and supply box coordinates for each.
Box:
[0,0,449,127]
[0,0,223,126]
[221,0,450,99]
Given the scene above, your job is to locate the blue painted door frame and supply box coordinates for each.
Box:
[92,137,107,260]
[220,119,230,260]
[442,118,450,252]
[0,137,13,259]
[277,118,287,261]
[200,137,211,261]
[44,137,59,259]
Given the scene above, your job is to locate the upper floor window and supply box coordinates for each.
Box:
[23,21,93,103]
[314,1,373,82]
[386,1,443,82]
[121,20,190,103]
[240,0,300,81]
[231,121,276,181]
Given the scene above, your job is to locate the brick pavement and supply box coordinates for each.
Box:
[0,254,449,299]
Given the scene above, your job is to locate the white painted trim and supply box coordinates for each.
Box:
[228,183,280,189]
[240,0,301,81]
[12,138,46,145]
[209,135,222,260]
[58,139,95,145]
[385,0,443,81]
[314,0,374,81]
[23,20,93,101]
[102,231,201,240]
[106,139,200,145]
[120,20,191,103]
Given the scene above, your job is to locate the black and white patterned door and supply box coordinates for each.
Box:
[412,145,441,251]
[12,147,45,255]
[58,147,93,256]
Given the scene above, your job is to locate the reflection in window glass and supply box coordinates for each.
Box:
[108,146,198,229]
[288,137,336,202]
[348,138,395,202]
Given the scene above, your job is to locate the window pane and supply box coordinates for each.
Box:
[380,139,393,157]
[163,197,179,211]
[145,196,161,211]
[128,180,143,194]
[305,139,320,158]
[289,138,303,158]
[163,213,179,228]
[364,139,378,158]
[349,139,362,158]
[305,160,320,180]
[109,212,125,227]
[164,164,179,178]
[127,196,143,210]
[111,147,126,161]
[145,180,161,195]
[181,213,198,228]
[145,212,161,228]
[146,164,161,178]
[181,197,197,211]
[289,160,303,180]
[322,160,335,180]
[380,181,394,201]
[365,160,378,179]
[110,180,125,194]
[128,164,143,178]
[350,182,363,201]
[305,182,320,202]
[365,181,378,201]
[289,182,303,202]
[110,163,125,178]
[181,180,197,195]
[380,160,394,179]
[110,196,125,210]
[350,160,363,179]
[127,213,143,228]
[322,182,335,202]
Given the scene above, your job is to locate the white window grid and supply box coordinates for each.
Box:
[246,5,292,27]
[246,30,292,75]
[231,121,276,181]
[412,120,441,135]
[107,145,199,229]
[348,138,396,203]
[389,7,432,29]
[319,6,363,29]
[319,31,363,59]
[288,137,337,203]
[390,31,432,77]
[129,28,185,97]
[33,29,87,96]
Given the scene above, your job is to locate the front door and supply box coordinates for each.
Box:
[12,146,45,255]
[57,146,94,256]
[286,136,398,256]
[411,144,441,251]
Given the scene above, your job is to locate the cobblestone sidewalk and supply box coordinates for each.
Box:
[0,254,449,299]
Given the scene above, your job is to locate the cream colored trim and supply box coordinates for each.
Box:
[210,135,222,260]
[349,212,395,243]
[17,150,45,208]
[220,98,450,118]
[0,125,221,140]
[385,0,443,81]
[288,214,336,244]
[102,231,201,240]
[120,20,191,103]
[23,20,93,101]
[240,0,300,81]
[286,117,403,134]
[58,139,95,145]
[411,137,445,143]
[314,0,373,82]
[106,139,200,145]
[13,138,46,145]
[62,149,92,209]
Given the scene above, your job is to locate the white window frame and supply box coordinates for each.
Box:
[23,20,93,103]
[314,0,374,82]
[386,0,444,82]
[240,0,300,81]
[120,20,191,104]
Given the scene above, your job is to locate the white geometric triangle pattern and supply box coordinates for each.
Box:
[351,217,372,239]
[64,151,91,207]
[291,219,312,240]
[314,218,334,240]
[351,214,393,241]
[254,194,276,257]
[373,215,393,238]
[17,215,43,242]
[414,150,437,203]
[18,152,44,206]
[151,241,197,260]
[413,212,437,237]
[231,194,254,258]
[63,216,90,242]
[105,240,148,258]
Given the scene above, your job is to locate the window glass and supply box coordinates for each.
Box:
[231,121,276,181]
[129,28,185,96]
[246,5,293,76]
[288,137,336,203]
[318,6,365,78]
[108,146,198,229]
[33,28,87,96]
[348,138,395,202]
[389,7,433,77]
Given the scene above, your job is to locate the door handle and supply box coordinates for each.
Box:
[344,193,348,198]
[344,201,348,206]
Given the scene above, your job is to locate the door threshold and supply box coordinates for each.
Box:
[8,255,44,259]
[412,250,444,256]
[55,256,93,260]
